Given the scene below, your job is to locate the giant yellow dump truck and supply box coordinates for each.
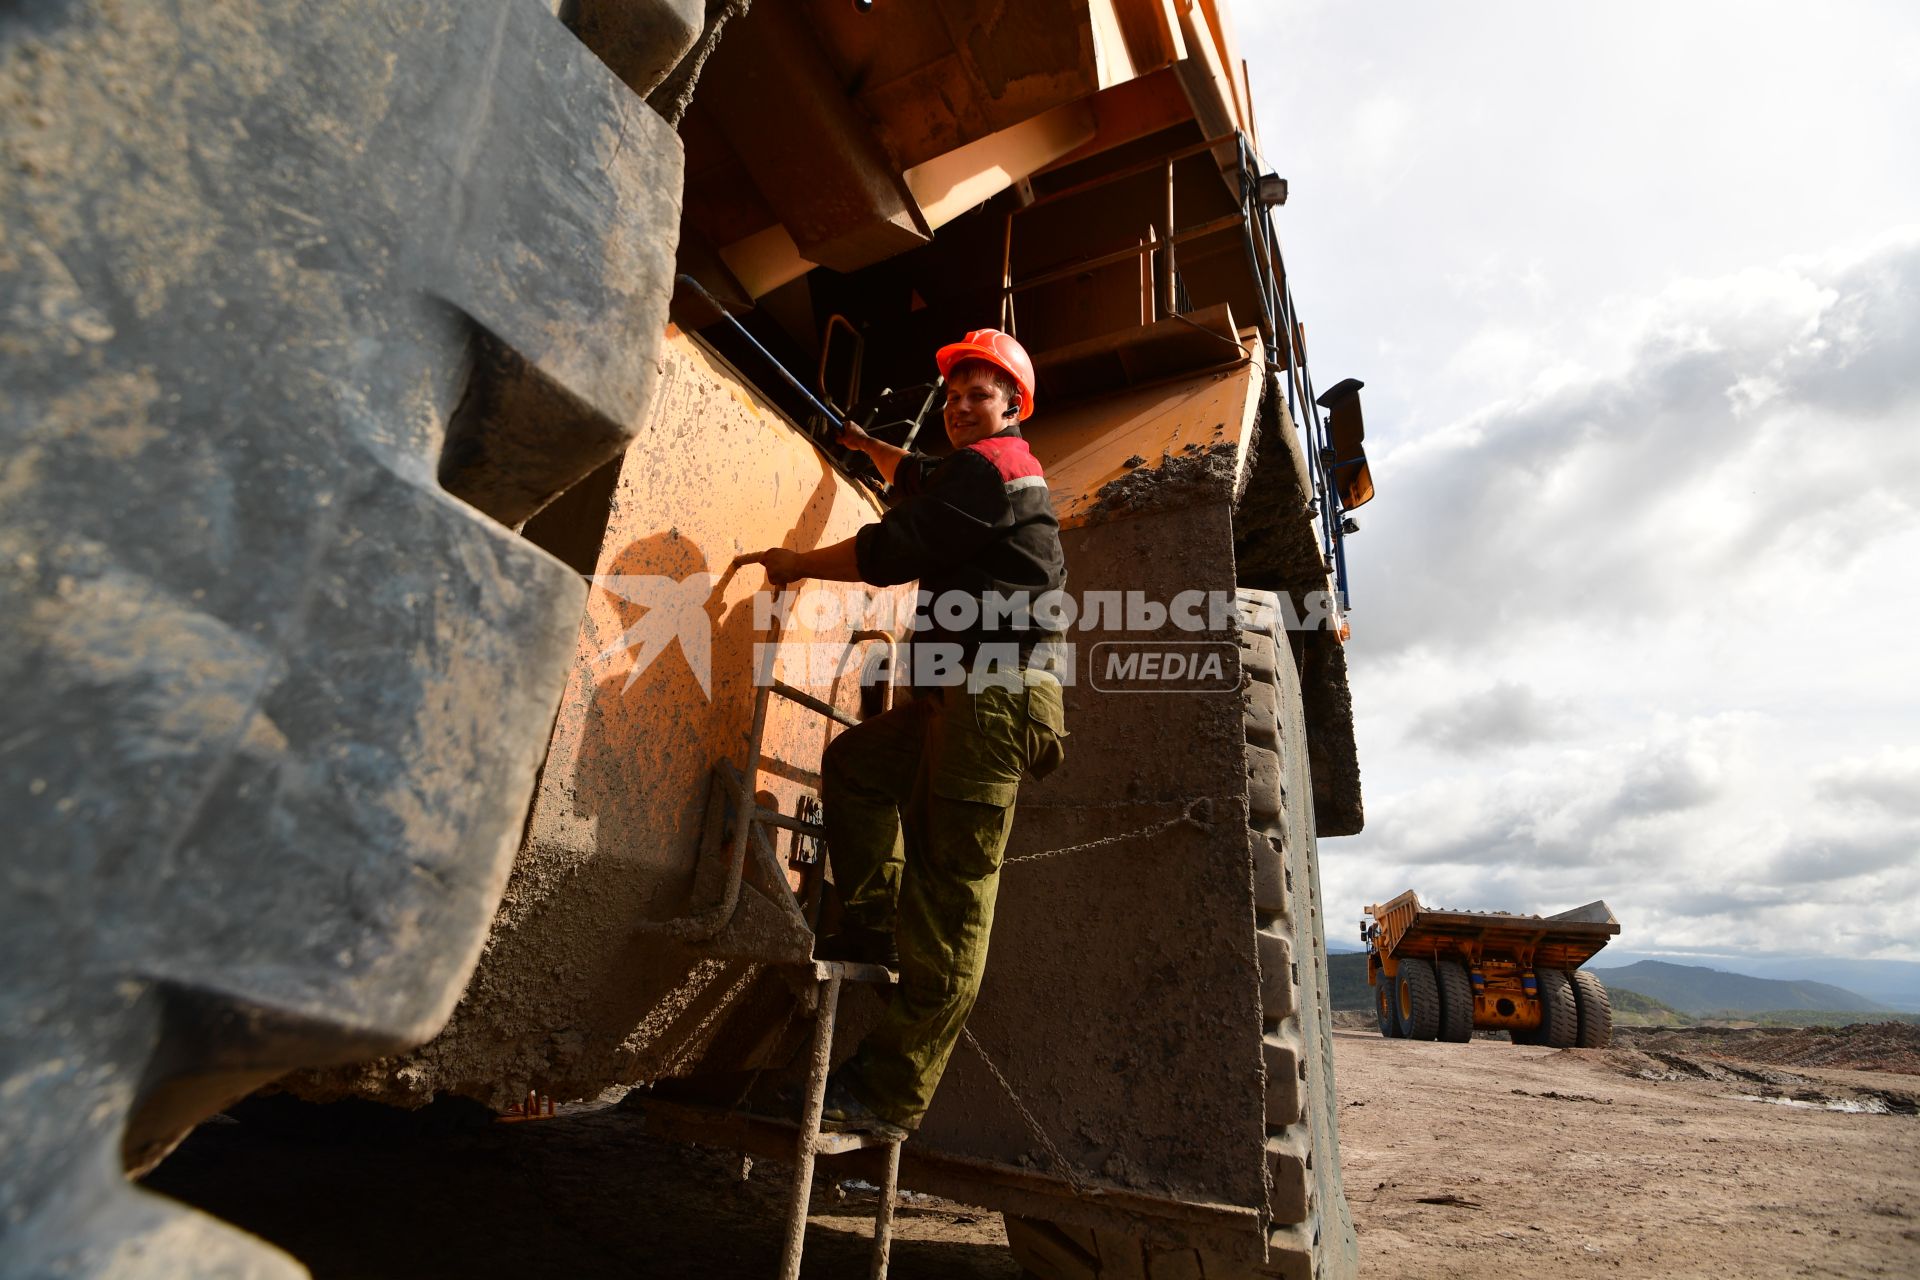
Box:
[1364,893,1620,1047]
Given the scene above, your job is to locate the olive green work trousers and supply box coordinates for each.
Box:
[821,669,1067,1129]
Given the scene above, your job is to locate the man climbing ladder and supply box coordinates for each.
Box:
[742,328,1068,1140]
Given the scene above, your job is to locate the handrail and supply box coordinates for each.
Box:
[817,314,863,416]
[1003,212,1245,299]
[994,128,1357,608]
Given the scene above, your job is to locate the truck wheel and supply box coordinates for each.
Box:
[1434,960,1474,1043]
[1394,958,1441,1041]
[1376,980,1402,1038]
[1003,590,1359,1279]
[1536,969,1579,1048]
[1571,969,1613,1047]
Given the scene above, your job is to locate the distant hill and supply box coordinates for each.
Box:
[1328,952,1371,1010]
[1605,988,1694,1027]
[1596,960,1888,1016]
[1590,952,1920,1011]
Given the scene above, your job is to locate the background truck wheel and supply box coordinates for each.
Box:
[1376,979,1402,1038]
[1434,960,1474,1043]
[1394,958,1441,1041]
[1536,969,1579,1048]
[1571,969,1613,1047]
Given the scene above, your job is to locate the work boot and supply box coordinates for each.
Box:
[820,1077,910,1141]
[812,923,900,971]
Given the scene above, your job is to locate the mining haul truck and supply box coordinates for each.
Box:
[1364,893,1621,1048]
[3,3,1373,1277]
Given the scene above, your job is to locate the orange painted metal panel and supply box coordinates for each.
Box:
[395,332,912,1104]
[1025,336,1263,529]
[529,333,904,902]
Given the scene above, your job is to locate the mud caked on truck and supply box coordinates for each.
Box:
[3,2,1376,1277]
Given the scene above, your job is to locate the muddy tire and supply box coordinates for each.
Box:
[1237,589,1356,1276]
[1571,969,1613,1048]
[1394,958,1441,1041]
[1536,969,1579,1048]
[1375,978,1402,1038]
[0,4,698,1272]
[1006,589,1357,1278]
[1434,960,1474,1043]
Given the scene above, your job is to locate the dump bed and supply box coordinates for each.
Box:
[1365,892,1620,974]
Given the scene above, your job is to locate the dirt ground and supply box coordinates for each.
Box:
[146,1025,1920,1278]
[1332,1026,1920,1279]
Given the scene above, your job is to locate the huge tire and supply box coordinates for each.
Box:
[1434,960,1474,1043]
[1536,969,1579,1048]
[1006,589,1357,1278]
[1394,958,1441,1041]
[1571,969,1613,1048]
[1376,976,1402,1038]
[1,5,694,1275]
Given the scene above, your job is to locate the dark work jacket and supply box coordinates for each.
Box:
[854,427,1068,672]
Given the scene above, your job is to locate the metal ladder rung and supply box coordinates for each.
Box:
[770,677,861,728]
[753,805,824,838]
[810,1128,894,1156]
[808,958,896,986]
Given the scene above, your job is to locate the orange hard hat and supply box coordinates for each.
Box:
[935,328,1036,421]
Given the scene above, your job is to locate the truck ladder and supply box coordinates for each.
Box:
[636,621,905,1278]
[779,958,902,1280]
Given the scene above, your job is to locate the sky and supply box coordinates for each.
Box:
[1233,2,1920,971]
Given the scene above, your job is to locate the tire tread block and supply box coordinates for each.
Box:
[1244,678,1280,747]
[1246,743,1284,820]
[1538,968,1579,1048]
[1256,926,1296,1022]
[1251,831,1289,916]
[1265,1130,1312,1225]
[1571,968,1613,1048]
[1395,958,1440,1041]
[1435,960,1473,1043]
[1262,1031,1303,1127]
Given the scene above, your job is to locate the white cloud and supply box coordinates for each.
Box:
[1358,232,1920,655]
[1405,680,1572,755]
[1347,95,1413,185]
[1816,748,1920,820]
[1320,236,1920,965]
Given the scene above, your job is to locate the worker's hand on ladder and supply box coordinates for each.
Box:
[836,418,874,452]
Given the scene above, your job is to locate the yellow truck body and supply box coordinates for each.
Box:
[1364,893,1621,1046]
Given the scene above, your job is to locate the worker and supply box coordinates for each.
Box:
[740,328,1068,1140]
